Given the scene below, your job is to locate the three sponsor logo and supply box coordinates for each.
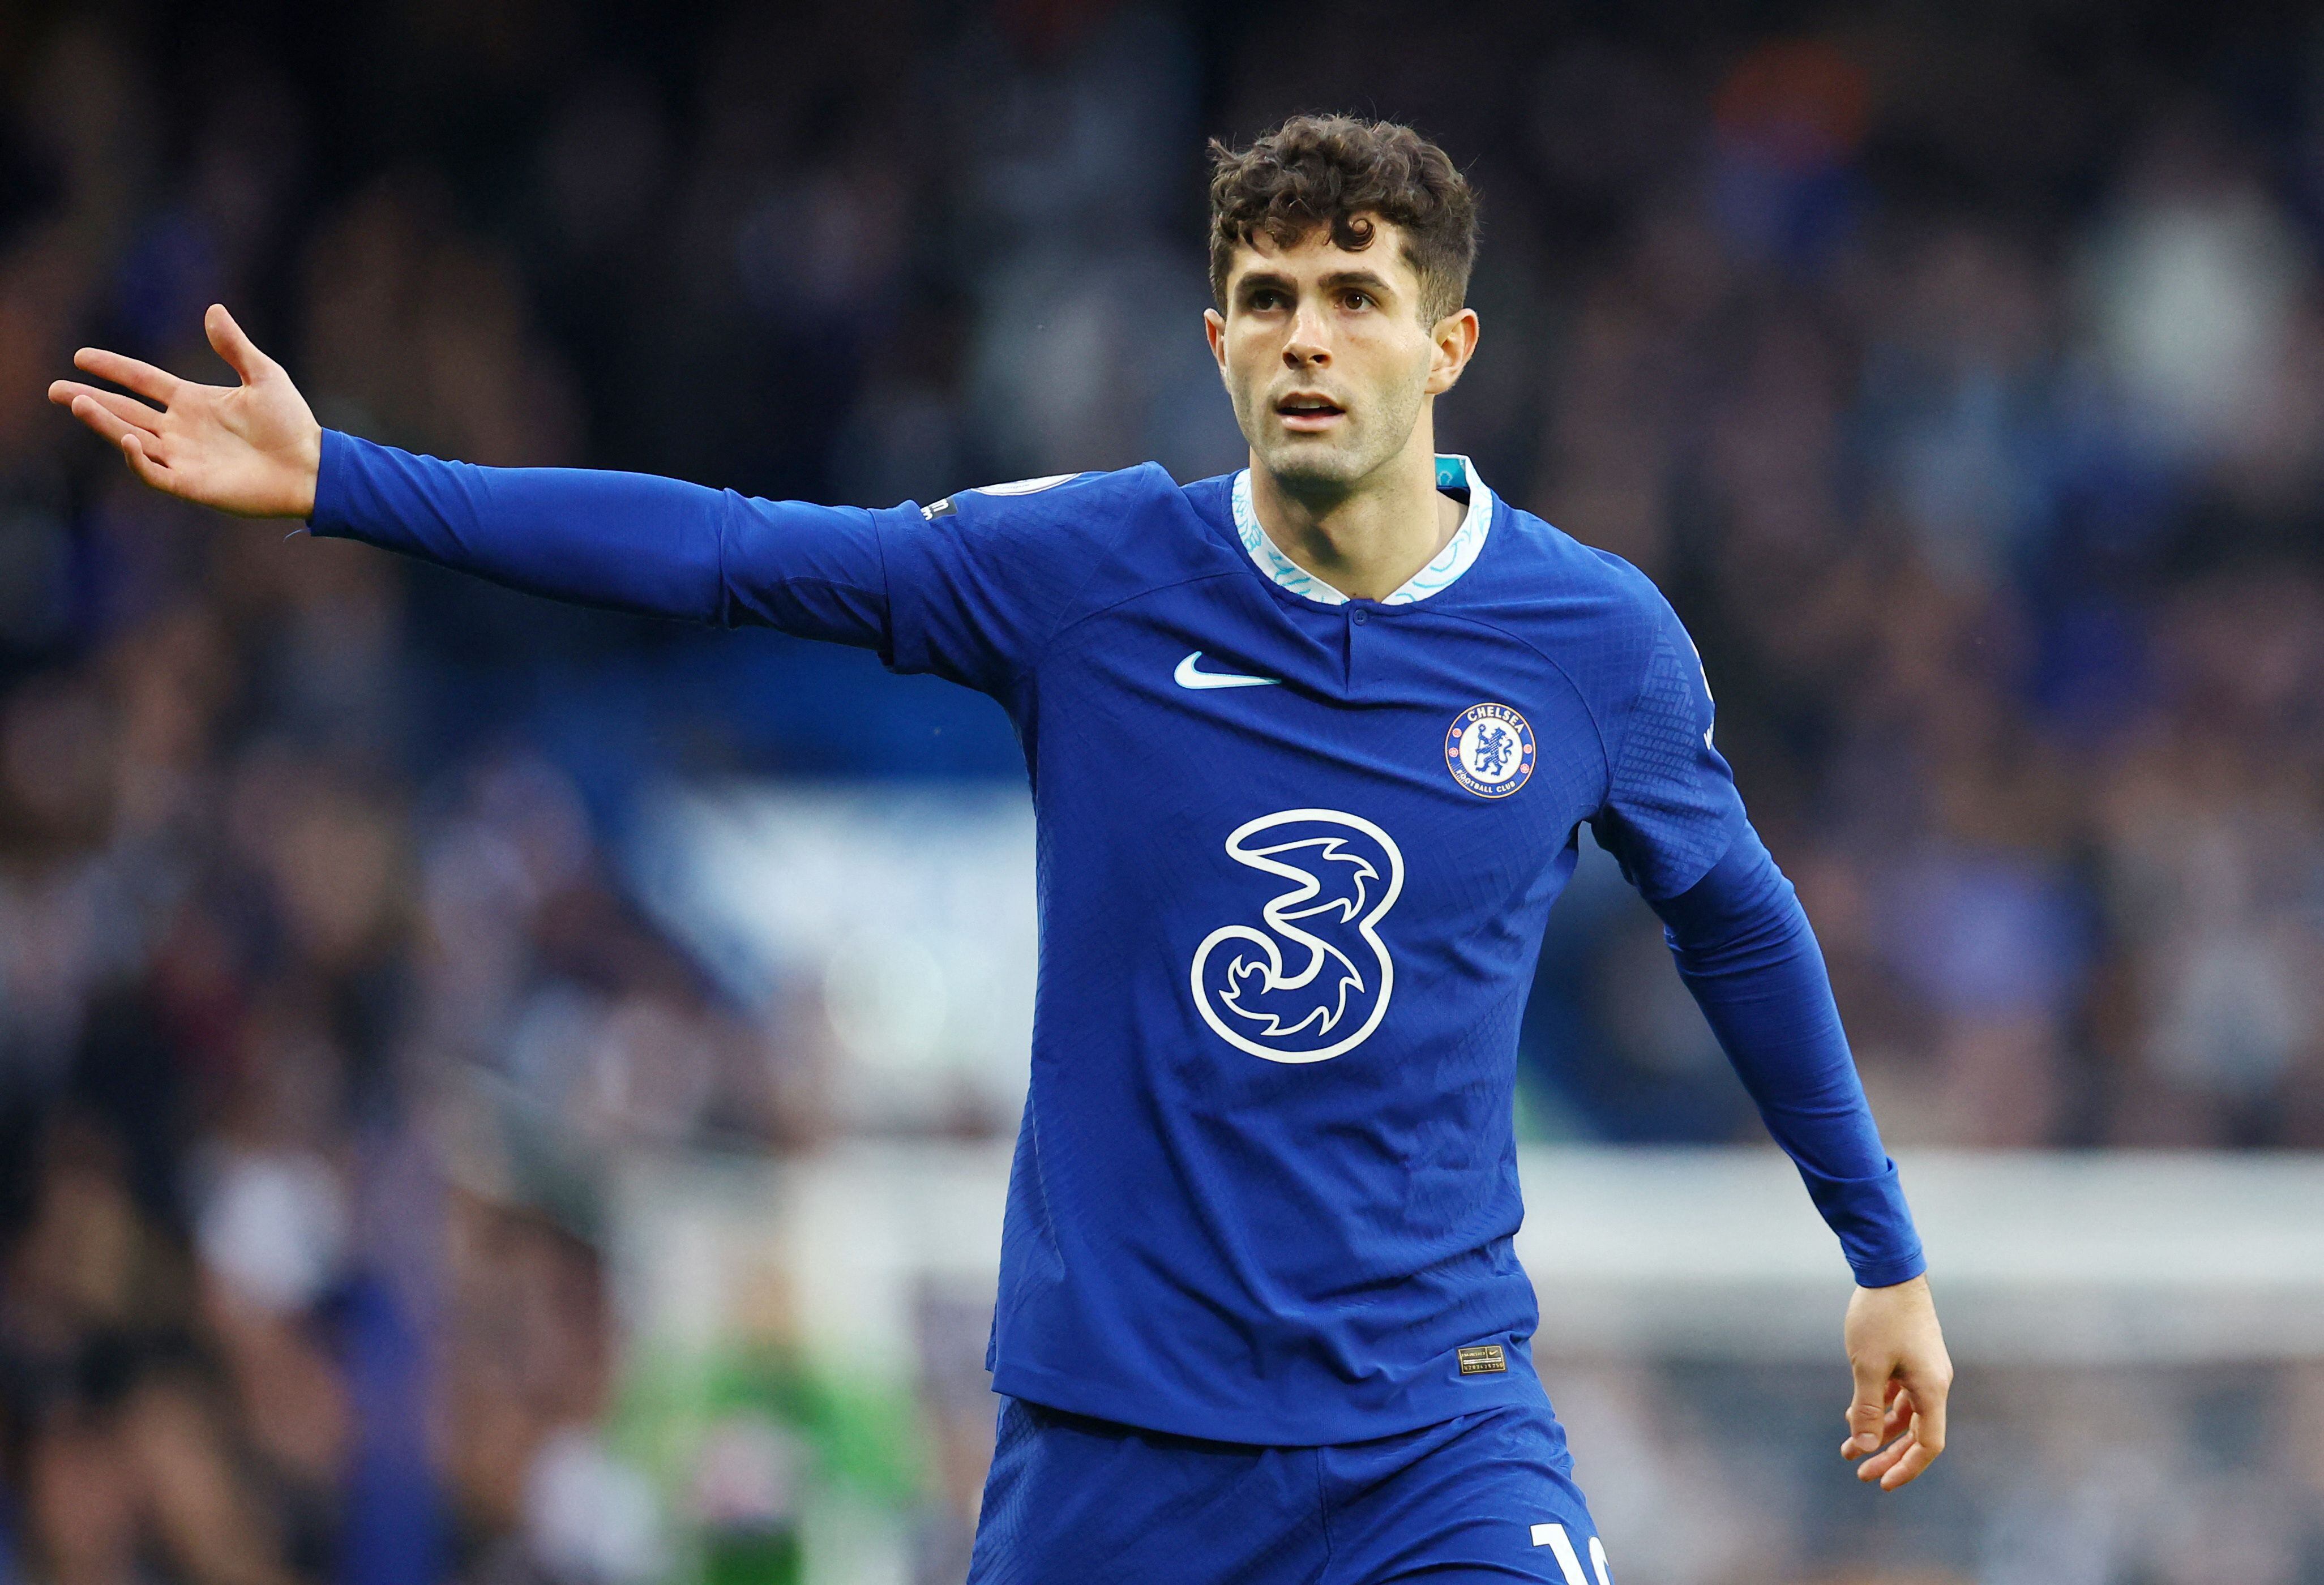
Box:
[1190,809,1403,1064]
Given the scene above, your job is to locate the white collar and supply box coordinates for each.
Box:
[1229,455,1494,606]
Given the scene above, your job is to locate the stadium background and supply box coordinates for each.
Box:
[5,0,2324,1580]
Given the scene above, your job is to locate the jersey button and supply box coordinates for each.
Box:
[1352,608,1370,624]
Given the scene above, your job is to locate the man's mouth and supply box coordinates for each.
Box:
[1275,393,1345,431]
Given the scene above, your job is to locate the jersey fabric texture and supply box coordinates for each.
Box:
[309,431,1925,1445]
[967,1394,1609,1585]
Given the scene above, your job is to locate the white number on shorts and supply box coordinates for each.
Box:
[1528,1523,1612,1585]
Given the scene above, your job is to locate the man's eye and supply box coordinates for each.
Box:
[1343,291,1372,310]
[1251,290,1285,310]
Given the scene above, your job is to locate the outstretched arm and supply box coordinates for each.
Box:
[51,306,1128,696]
[50,306,893,640]
[49,303,323,517]
[1649,825,1953,1490]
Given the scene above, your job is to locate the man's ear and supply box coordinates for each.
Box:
[1204,307,1227,372]
[1424,307,1480,396]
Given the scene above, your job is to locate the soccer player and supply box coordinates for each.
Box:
[53,115,1948,1583]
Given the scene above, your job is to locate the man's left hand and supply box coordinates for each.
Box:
[1840,1273,1951,1490]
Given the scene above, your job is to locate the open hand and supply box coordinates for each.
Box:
[48,303,323,519]
[1840,1273,1951,1490]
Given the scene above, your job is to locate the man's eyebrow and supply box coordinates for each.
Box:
[1234,269,1295,295]
[1232,267,1402,297]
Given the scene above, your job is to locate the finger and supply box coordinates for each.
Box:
[118,431,178,494]
[1843,1355,1889,1455]
[1841,1379,1906,1459]
[1907,1366,1949,1469]
[1881,1370,1948,1488]
[1855,1428,1915,1483]
[1880,1391,1912,1437]
[1879,1429,1944,1490]
[204,303,275,385]
[1859,1385,1949,1490]
[63,392,147,448]
[52,383,165,437]
[1847,1383,1920,1452]
[1839,1417,1911,1460]
[73,346,186,406]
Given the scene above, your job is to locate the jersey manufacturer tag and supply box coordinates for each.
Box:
[1174,650,1281,689]
[1457,1343,1507,1375]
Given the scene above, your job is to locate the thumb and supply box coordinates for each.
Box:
[205,303,273,385]
[1846,1355,1889,1454]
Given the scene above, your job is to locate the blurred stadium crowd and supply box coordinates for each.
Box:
[5,1,2324,1582]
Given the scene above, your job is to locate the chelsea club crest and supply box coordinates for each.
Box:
[1445,704,1536,799]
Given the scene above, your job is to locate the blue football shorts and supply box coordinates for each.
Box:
[965,1394,1616,1585]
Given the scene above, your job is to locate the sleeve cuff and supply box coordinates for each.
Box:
[1848,1251,1928,1288]
[1797,1154,1926,1289]
[305,427,355,538]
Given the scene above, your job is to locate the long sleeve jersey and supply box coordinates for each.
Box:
[310,432,1924,1443]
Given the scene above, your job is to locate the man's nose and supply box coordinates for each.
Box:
[1282,303,1330,367]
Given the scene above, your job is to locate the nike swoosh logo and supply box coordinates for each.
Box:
[1174,651,1281,689]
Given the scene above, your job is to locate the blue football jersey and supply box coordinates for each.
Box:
[310,434,1921,1447]
[879,456,1740,1441]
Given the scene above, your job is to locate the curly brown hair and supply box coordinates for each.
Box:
[1208,115,1478,326]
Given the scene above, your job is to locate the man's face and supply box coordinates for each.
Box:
[1205,217,1474,495]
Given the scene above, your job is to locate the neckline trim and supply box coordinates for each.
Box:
[1228,455,1495,607]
